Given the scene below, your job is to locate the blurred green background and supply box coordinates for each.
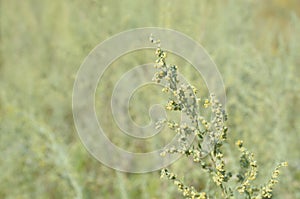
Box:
[1,0,300,198]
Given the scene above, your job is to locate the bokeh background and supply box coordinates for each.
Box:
[1,0,300,198]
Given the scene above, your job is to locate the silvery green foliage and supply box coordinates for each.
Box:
[151,38,287,199]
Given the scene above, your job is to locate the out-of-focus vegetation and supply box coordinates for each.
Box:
[1,0,299,198]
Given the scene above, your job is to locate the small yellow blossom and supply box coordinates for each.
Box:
[161,52,167,58]
[236,140,243,148]
[162,87,169,92]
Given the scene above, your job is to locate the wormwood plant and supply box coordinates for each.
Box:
[150,37,287,199]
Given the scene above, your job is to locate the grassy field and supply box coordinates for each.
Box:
[1,0,300,198]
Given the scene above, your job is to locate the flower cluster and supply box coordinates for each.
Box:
[259,162,288,198]
[160,169,207,199]
[150,37,287,199]
[236,140,259,196]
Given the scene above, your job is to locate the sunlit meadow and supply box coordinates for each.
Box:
[1,0,299,198]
